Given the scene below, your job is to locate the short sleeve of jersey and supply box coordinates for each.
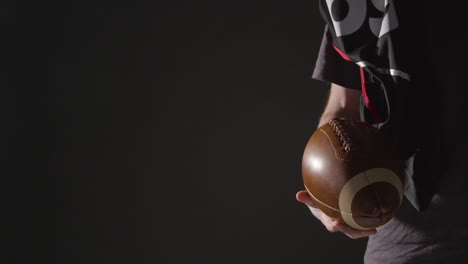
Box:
[312,26,361,90]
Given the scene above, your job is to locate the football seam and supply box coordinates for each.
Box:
[319,128,349,161]
[304,185,354,216]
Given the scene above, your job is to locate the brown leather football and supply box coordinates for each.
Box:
[301,118,405,230]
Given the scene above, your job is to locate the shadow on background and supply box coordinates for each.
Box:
[3,1,367,263]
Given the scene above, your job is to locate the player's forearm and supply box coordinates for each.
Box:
[318,83,361,127]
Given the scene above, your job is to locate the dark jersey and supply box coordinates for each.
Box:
[313,0,442,212]
[313,1,468,263]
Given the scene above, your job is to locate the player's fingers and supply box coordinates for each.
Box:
[338,225,377,239]
[344,230,377,239]
[297,191,339,227]
[296,189,376,238]
[320,217,377,238]
[324,220,343,233]
[296,190,318,208]
[297,189,377,238]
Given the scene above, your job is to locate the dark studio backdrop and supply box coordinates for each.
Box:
[3,2,367,263]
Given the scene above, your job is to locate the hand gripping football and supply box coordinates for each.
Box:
[301,118,405,230]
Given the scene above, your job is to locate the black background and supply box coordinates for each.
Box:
[3,2,367,263]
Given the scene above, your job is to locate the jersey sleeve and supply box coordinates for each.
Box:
[312,26,361,90]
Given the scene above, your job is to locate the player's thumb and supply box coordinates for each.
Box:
[296,190,319,209]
